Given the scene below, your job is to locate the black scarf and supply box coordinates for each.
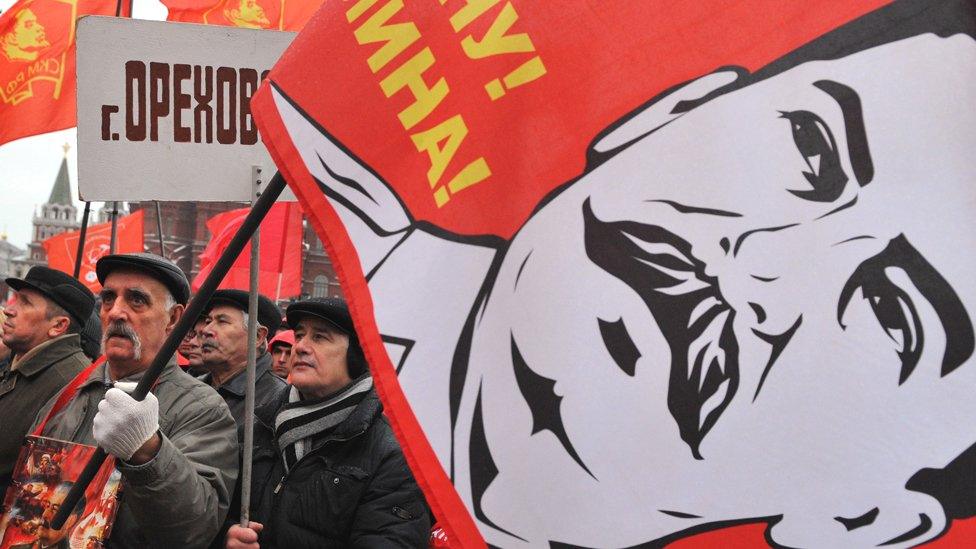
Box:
[274,376,373,471]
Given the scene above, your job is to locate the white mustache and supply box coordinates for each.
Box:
[102,321,142,360]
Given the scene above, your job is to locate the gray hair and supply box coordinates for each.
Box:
[162,290,177,311]
[240,311,268,351]
[240,311,266,332]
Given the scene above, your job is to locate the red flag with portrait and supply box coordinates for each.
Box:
[0,0,128,147]
[160,0,321,31]
[42,209,144,291]
[252,0,976,546]
[192,202,303,300]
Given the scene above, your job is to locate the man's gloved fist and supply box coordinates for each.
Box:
[93,387,159,461]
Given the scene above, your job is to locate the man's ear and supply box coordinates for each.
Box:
[591,69,741,155]
[256,326,269,350]
[166,304,186,334]
[48,315,71,338]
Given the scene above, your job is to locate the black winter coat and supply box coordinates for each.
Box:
[246,387,431,548]
[0,334,89,492]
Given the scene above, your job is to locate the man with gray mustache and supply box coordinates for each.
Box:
[103,319,141,359]
[31,253,239,548]
[198,289,287,430]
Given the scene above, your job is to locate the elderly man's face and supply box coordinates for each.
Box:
[99,270,182,374]
[464,34,976,547]
[290,317,351,399]
[200,304,254,369]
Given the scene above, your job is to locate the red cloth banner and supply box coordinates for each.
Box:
[42,209,144,292]
[192,202,303,300]
[161,0,322,31]
[253,0,976,547]
[0,0,128,147]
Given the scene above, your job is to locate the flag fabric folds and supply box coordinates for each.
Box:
[251,0,976,546]
[161,0,321,31]
[43,209,144,292]
[0,0,127,147]
[192,202,303,300]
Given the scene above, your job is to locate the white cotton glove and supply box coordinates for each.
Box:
[92,387,159,461]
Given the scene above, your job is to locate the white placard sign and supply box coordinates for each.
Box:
[77,16,296,201]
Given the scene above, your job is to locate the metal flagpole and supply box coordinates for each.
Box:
[51,172,288,530]
[155,201,165,256]
[240,167,263,526]
[109,201,119,254]
[73,202,92,279]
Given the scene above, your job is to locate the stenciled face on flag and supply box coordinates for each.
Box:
[0,0,128,146]
[0,0,72,107]
[161,0,322,31]
[254,0,976,547]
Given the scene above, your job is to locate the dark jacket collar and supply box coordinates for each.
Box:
[13,334,87,377]
[332,388,382,439]
[204,351,272,397]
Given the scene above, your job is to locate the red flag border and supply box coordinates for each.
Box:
[252,81,486,548]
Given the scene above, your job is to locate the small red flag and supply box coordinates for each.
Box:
[0,0,128,147]
[42,209,145,292]
[192,202,303,300]
[161,0,322,31]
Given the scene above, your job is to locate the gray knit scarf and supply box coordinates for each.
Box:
[274,375,373,472]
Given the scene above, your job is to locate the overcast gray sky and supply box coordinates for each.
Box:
[0,0,167,250]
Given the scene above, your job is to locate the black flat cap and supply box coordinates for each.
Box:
[286,298,355,338]
[6,266,95,325]
[207,289,281,335]
[96,253,190,305]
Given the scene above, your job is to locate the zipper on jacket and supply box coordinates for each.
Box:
[270,427,366,495]
[273,472,289,494]
[265,426,370,543]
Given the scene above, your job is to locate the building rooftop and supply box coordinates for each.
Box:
[47,154,73,206]
[0,237,25,257]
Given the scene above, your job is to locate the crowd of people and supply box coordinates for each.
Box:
[0,253,433,548]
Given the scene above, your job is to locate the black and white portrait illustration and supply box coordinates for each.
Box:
[265,1,976,546]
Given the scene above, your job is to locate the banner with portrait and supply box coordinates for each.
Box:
[252,0,976,546]
[0,0,128,146]
[0,437,121,549]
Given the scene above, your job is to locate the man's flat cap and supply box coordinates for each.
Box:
[6,266,95,325]
[208,289,282,335]
[96,253,191,305]
[286,298,356,338]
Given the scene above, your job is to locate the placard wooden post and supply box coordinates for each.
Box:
[240,166,263,525]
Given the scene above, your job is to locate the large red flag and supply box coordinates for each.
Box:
[43,209,145,291]
[161,0,321,31]
[192,202,303,300]
[0,0,128,147]
[253,0,976,547]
